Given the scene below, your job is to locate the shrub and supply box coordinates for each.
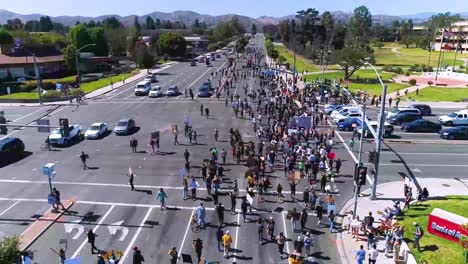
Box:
[396,67,403,74]
[405,71,410,76]
[68,88,83,97]
[42,90,62,98]
[428,81,433,86]
[0,236,20,263]
[409,79,417,85]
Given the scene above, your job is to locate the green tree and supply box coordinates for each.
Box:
[146,17,156,30]
[104,28,128,56]
[69,24,93,51]
[29,32,65,45]
[38,16,53,32]
[135,46,155,72]
[0,236,20,263]
[0,28,14,44]
[279,20,290,43]
[401,19,414,48]
[349,6,373,48]
[277,55,286,65]
[155,18,161,29]
[251,23,257,34]
[337,46,374,80]
[157,32,187,58]
[89,27,108,56]
[64,44,77,72]
[236,37,248,52]
[102,17,123,29]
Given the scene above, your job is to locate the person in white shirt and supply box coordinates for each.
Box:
[368,244,378,264]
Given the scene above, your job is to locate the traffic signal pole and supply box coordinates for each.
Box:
[353,104,366,217]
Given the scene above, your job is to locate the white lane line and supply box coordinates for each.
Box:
[232,211,241,263]
[0,201,21,216]
[12,107,48,122]
[1,106,69,141]
[0,179,305,194]
[178,210,195,258]
[281,212,290,254]
[372,163,468,167]
[71,205,115,258]
[120,207,153,264]
[380,152,468,156]
[124,93,135,100]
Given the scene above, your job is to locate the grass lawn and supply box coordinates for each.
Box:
[399,195,468,264]
[0,72,136,99]
[275,45,321,72]
[303,69,409,96]
[374,43,468,67]
[405,87,468,102]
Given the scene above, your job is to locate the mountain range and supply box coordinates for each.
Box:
[1,9,467,28]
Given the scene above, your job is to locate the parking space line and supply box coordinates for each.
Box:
[71,205,116,258]
[281,212,290,254]
[0,200,20,216]
[232,212,241,263]
[120,207,153,264]
[12,107,48,122]
[177,210,195,258]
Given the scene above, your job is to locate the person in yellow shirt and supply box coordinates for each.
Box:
[222,230,232,258]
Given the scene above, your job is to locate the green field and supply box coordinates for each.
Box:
[374,43,468,67]
[399,196,468,264]
[304,69,409,96]
[0,72,136,99]
[405,87,468,102]
[275,45,320,72]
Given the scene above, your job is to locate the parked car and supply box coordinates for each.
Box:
[386,108,420,119]
[134,80,151,96]
[408,104,432,116]
[439,126,468,140]
[0,137,25,157]
[333,109,362,123]
[85,123,108,139]
[337,117,359,131]
[357,121,394,138]
[198,85,211,97]
[388,113,422,125]
[144,73,158,83]
[148,86,163,97]
[324,104,344,115]
[330,107,359,119]
[48,124,82,146]
[401,119,442,133]
[114,119,136,135]
[166,85,179,96]
[438,110,468,126]
[190,60,197,66]
[215,54,221,58]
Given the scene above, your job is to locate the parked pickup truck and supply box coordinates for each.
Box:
[48,124,83,146]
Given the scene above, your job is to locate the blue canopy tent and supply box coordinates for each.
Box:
[264,69,275,76]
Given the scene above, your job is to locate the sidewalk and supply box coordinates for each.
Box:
[0,61,178,107]
[337,178,468,264]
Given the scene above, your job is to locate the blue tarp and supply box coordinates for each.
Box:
[264,69,275,75]
[288,116,312,129]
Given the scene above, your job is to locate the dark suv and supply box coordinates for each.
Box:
[408,104,432,116]
[389,112,422,125]
[0,137,25,157]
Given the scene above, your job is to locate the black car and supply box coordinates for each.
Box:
[439,126,468,140]
[389,112,422,125]
[408,104,432,116]
[0,137,25,157]
[401,119,442,133]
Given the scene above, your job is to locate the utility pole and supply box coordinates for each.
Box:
[353,104,366,216]
[32,53,43,105]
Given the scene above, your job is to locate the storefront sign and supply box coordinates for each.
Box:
[427,208,468,243]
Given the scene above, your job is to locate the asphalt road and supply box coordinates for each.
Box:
[1,34,466,264]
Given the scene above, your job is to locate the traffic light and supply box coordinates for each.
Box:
[358,166,367,186]
[0,116,7,134]
[59,118,69,137]
[368,150,376,163]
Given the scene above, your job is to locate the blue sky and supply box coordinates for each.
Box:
[2,0,467,17]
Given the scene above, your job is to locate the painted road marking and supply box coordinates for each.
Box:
[71,205,115,258]
[380,152,468,156]
[281,212,291,254]
[177,210,195,258]
[0,200,21,216]
[120,207,153,264]
[12,107,49,122]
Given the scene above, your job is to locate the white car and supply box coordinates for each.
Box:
[330,107,359,119]
[48,124,82,146]
[85,122,108,139]
[334,112,363,123]
[148,86,163,97]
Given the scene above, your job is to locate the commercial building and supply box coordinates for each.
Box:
[434,21,468,53]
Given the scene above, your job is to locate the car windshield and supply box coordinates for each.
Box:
[391,109,400,113]
[89,125,100,130]
[117,121,127,126]
[447,112,457,118]
[51,128,62,134]
[168,87,176,91]
[137,85,145,89]
[151,87,159,91]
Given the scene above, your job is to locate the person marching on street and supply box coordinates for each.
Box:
[197,203,206,229]
[267,217,275,240]
[300,208,308,232]
[205,108,210,119]
[80,151,89,170]
[191,179,199,200]
[53,187,65,211]
[132,246,145,264]
[275,232,286,257]
[216,202,225,227]
[216,227,224,252]
[128,171,135,191]
[182,177,188,200]
[87,229,99,254]
[130,137,138,153]
[200,104,204,116]
[241,198,248,223]
[222,230,232,258]
[168,247,179,264]
[156,188,168,209]
[192,238,203,264]
[230,190,237,213]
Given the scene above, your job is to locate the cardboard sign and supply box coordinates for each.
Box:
[151,131,160,139]
[171,125,178,135]
[246,193,254,205]
[128,167,133,177]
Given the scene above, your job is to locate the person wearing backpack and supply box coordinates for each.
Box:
[413,222,423,251]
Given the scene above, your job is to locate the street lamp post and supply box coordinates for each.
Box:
[75,44,96,84]
[31,53,44,105]
[353,104,366,216]
[364,62,387,200]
